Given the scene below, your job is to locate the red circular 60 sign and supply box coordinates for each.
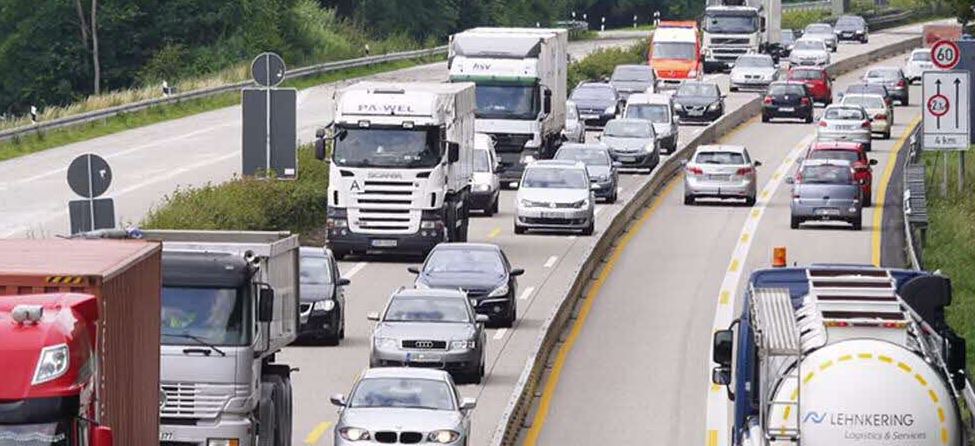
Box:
[931,40,960,70]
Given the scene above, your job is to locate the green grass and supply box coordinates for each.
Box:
[0,55,443,162]
[922,150,975,372]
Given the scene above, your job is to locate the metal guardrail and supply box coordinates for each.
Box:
[0,46,447,143]
[783,1,832,12]
[902,122,927,270]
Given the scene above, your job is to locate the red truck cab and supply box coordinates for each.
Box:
[804,141,877,206]
[787,67,833,104]
[650,21,702,88]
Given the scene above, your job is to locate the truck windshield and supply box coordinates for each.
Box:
[474,84,540,120]
[652,42,696,60]
[0,422,71,445]
[161,287,250,346]
[703,13,759,34]
[333,127,441,169]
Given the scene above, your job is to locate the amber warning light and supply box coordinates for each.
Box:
[772,247,787,268]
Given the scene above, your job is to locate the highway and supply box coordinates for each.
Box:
[276,22,933,446]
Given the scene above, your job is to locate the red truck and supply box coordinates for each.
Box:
[923,23,962,47]
[0,239,162,446]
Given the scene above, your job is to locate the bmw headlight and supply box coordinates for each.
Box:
[373,337,398,349]
[450,340,476,350]
[708,103,720,111]
[604,106,616,114]
[339,427,371,442]
[313,300,335,312]
[32,344,69,385]
[571,198,590,209]
[674,103,684,111]
[488,284,509,297]
[428,430,461,444]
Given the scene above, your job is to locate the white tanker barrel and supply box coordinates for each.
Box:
[768,339,961,445]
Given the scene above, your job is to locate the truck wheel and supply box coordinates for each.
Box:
[263,374,291,446]
[514,223,526,235]
[684,195,695,205]
[258,386,277,446]
[745,195,756,207]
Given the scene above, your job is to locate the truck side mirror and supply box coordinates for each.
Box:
[315,127,326,139]
[447,142,460,163]
[315,138,326,161]
[543,89,553,115]
[712,329,734,367]
[92,426,113,446]
[258,288,275,323]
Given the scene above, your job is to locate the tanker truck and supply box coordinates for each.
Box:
[712,263,975,445]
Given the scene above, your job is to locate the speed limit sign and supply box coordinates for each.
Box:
[931,40,960,70]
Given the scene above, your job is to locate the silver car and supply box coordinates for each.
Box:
[555,143,620,202]
[562,100,586,143]
[804,23,838,52]
[368,288,487,384]
[787,159,863,230]
[514,160,595,235]
[730,54,779,91]
[789,39,830,67]
[841,93,894,139]
[683,144,761,206]
[816,104,873,151]
[622,93,679,153]
[331,367,476,446]
[599,119,659,174]
[470,134,501,215]
[863,66,909,105]
[610,64,656,101]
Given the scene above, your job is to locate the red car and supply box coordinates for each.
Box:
[804,141,878,206]
[787,67,833,105]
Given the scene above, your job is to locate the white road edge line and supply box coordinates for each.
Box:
[703,133,814,445]
[518,286,536,301]
[343,262,369,279]
[543,256,558,268]
[492,328,508,340]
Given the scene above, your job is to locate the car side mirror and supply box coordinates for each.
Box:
[720,94,727,99]
[367,312,380,321]
[330,393,347,407]
[869,159,878,165]
[753,160,762,167]
[543,89,553,114]
[510,268,525,276]
[447,142,460,163]
[258,288,274,323]
[785,177,795,184]
[713,329,734,367]
[461,397,477,411]
[92,426,113,446]
[475,314,489,323]
[407,266,421,274]
[337,277,351,287]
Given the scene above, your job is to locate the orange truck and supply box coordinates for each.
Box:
[649,21,702,88]
[923,23,962,47]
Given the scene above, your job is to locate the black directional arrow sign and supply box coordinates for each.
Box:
[955,77,961,128]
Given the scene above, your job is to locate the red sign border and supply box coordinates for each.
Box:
[927,93,950,117]
[931,40,961,70]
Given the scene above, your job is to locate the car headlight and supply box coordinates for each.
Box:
[604,106,616,114]
[522,155,536,164]
[488,284,509,297]
[339,427,371,442]
[571,198,589,209]
[520,199,540,208]
[32,344,69,385]
[674,103,684,110]
[474,183,492,192]
[428,430,461,444]
[313,300,335,312]
[644,144,655,153]
[373,337,398,349]
[207,440,238,446]
[708,103,720,111]
[450,340,476,350]
[855,30,864,34]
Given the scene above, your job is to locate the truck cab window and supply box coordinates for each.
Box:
[333,127,441,169]
[474,84,540,120]
[703,14,759,34]
[161,287,250,346]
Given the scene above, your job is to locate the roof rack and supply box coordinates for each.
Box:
[804,267,911,346]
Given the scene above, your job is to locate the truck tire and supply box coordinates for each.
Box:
[264,368,293,446]
[257,386,277,446]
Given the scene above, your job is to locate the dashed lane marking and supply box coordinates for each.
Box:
[519,286,536,301]
[544,256,559,268]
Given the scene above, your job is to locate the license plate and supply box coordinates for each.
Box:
[160,432,174,441]
[541,212,563,219]
[815,208,840,216]
[709,174,732,181]
[619,156,637,162]
[836,125,855,130]
[780,107,795,112]
[689,110,704,116]
[410,352,442,363]
[371,239,398,248]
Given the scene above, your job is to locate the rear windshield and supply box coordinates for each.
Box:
[866,69,901,81]
[912,51,931,62]
[806,24,833,33]
[847,84,886,95]
[843,95,885,109]
[801,165,852,183]
[571,86,615,101]
[522,167,589,189]
[824,107,866,120]
[612,66,653,82]
[555,147,612,166]
[789,69,823,80]
[770,84,806,95]
[624,104,670,123]
[808,150,860,163]
[695,151,746,165]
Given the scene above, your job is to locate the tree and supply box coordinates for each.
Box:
[91,0,101,95]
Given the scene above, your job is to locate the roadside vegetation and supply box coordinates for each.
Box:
[568,39,648,87]
[922,151,975,372]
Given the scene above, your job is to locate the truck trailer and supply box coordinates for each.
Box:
[315,82,476,259]
[712,264,975,445]
[448,27,568,186]
[0,238,162,446]
[702,0,782,72]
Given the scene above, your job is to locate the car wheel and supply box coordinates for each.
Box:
[852,217,863,231]
[790,216,801,229]
[762,113,770,123]
[804,112,814,124]
[863,193,872,208]
[730,85,738,92]
[902,96,909,106]
[684,194,695,205]
[607,192,617,204]
[323,329,340,346]
[582,220,594,236]
[745,195,756,207]
[339,311,345,340]
[332,249,349,261]
[514,223,526,235]
[883,130,891,140]
[491,196,500,215]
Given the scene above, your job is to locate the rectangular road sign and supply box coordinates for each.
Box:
[922,70,970,151]
[242,88,297,178]
[69,198,115,234]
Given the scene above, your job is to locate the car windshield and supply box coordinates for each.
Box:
[384,296,470,323]
[624,104,670,123]
[806,24,832,34]
[677,83,718,97]
[825,107,866,120]
[769,84,806,96]
[912,51,931,62]
[866,69,900,81]
[808,150,860,163]
[835,17,862,28]
[695,151,745,164]
[473,150,490,173]
[702,13,759,33]
[161,287,249,346]
[612,66,653,82]
[300,255,332,285]
[556,147,612,165]
[736,56,772,68]
[847,84,886,96]
[350,378,455,410]
[790,69,823,80]
[801,165,852,183]
[333,127,440,169]
[522,167,588,189]
[652,41,697,60]
[0,422,71,446]
[424,248,504,275]
[795,40,824,51]
[571,86,615,101]
[604,120,653,138]
[843,95,885,109]
[474,84,540,120]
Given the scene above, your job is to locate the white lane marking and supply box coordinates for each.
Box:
[568,235,577,240]
[493,328,508,340]
[519,286,536,301]
[343,262,369,279]
[704,133,814,445]
[543,256,558,268]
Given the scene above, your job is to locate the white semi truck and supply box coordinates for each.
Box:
[713,264,975,445]
[448,27,568,187]
[314,82,475,259]
[702,0,782,72]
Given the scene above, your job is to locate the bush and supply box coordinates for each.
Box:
[782,9,831,31]
[568,40,648,88]
[142,147,328,235]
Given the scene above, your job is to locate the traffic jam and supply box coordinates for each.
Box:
[0,5,972,446]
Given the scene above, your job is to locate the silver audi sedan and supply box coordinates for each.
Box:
[683,144,761,206]
[368,288,487,384]
[331,367,476,446]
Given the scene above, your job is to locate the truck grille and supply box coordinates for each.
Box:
[351,179,417,233]
[711,37,751,45]
[160,382,243,419]
[401,340,448,350]
[491,134,532,152]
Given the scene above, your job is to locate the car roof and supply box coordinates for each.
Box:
[361,367,450,381]
[614,64,651,71]
[805,23,832,29]
[801,158,853,167]
[810,141,864,151]
[577,82,613,89]
[695,144,746,154]
[299,246,327,257]
[769,81,807,88]
[560,143,610,151]
[392,288,468,299]
[606,118,652,126]
[843,93,885,100]
[824,103,867,111]
[866,66,902,73]
[910,48,928,54]
[530,159,586,169]
[431,242,500,252]
[626,93,671,104]
[796,37,826,44]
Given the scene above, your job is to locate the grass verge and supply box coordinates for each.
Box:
[922,150,975,372]
[0,55,443,163]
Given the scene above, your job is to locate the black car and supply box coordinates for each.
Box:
[298,246,350,344]
[835,15,868,43]
[570,82,622,128]
[409,243,524,327]
[762,82,814,123]
[673,81,725,124]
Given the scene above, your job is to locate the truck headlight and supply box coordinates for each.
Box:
[428,430,461,444]
[32,344,69,385]
[373,337,397,349]
[450,340,476,350]
[327,218,348,229]
[488,284,509,297]
[207,440,240,446]
[339,427,371,441]
[313,300,335,312]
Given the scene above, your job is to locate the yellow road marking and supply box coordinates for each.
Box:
[487,227,501,238]
[522,180,679,445]
[728,259,740,272]
[708,429,719,446]
[871,117,921,266]
[719,290,731,305]
[740,233,750,244]
[304,421,333,445]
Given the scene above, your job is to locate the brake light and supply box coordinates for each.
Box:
[875,113,887,121]
[861,120,872,129]
[687,166,704,175]
[763,96,773,105]
[819,120,828,127]
[800,97,811,106]
[897,79,906,88]
[736,167,754,176]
